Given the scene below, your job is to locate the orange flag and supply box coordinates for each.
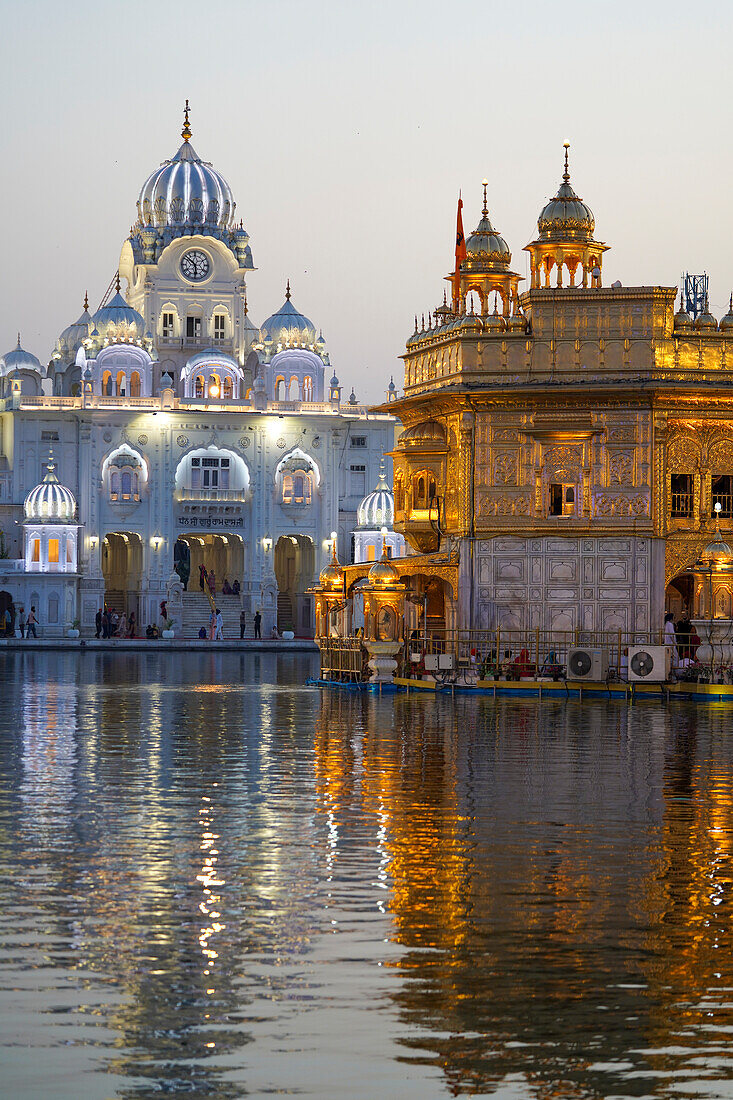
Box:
[454,193,466,308]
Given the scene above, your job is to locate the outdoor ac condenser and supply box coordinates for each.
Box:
[627,646,671,683]
[566,648,609,681]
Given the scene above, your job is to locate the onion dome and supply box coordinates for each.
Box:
[357,464,394,529]
[319,543,344,589]
[57,294,92,356]
[260,282,317,346]
[400,419,446,445]
[720,295,733,332]
[1,334,43,377]
[24,455,77,522]
[464,182,512,266]
[458,307,482,335]
[136,102,235,231]
[505,304,527,333]
[695,295,718,332]
[367,545,400,586]
[388,377,397,397]
[186,347,240,371]
[537,144,595,240]
[92,276,145,339]
[483,297,504,332]
[674,289,693,331]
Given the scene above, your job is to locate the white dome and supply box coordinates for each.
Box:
[357,467,394,529]
[24,459,77,522]
[1,335,43,377]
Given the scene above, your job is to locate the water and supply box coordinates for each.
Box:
[1,653,733,1099]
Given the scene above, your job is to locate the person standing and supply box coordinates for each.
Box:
[253,609,262,640]
[208,570,216,597]
[239,608,246,640]
[209,609,217,641]
[199,563,208,592]
[127,611,136,638]
[26,606,38,638]
[18,609,25,639]
[95,609,102,639]
[215,607,224,641]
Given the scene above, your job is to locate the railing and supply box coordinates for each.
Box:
[671,492,693,517]
[157,336,233,349]
[712,494,733,518]
[176,488,247,501]
[318,636,369,682]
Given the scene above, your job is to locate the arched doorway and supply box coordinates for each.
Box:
[102,532,143,617]
[405,575,452,639]
[177,533,244,589]
[274,535,315,636]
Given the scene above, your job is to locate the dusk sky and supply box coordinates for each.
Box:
[2,0,731,402]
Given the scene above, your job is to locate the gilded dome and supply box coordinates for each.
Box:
[537,145,595,240]
[24,457,77,522]
[465,183,511,266]
[695,296,718,332]
[720,295,733,332]
[367,546,400,586]
[136,105,235,232]
[399,419,446,445]
[319,543,344,588]
[674,290,693,331]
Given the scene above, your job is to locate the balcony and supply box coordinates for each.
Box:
[671,492,693,518]
[176,488,247,502]
[158,335,233,351]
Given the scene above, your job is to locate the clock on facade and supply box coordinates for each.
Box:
[180,250,211,281]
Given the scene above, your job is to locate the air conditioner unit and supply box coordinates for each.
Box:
[628,646,671,683]
[567,648,608,681]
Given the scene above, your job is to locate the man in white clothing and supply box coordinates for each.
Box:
[214,608,224,641]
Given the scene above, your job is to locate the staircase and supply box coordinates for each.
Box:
[104,589,125,613]
[180,592,250,638]
[277,593,294,632]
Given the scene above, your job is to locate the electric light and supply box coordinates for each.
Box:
[262,536,273,552]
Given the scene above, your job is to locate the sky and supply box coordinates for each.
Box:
[1,0,732,402]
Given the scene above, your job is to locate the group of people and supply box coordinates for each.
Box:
[198,564,240,599]
[2,604,38,639]
[95,607,137,639]
[198,608,264,641]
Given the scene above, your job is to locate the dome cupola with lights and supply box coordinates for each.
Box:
[524,143,609,289]
[24,454,77,522]
[126,103,253,270]
[453,181,523,319]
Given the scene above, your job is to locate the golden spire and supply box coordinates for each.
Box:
[285,279,291,301]
[482,178,489,218]
[83,291,89,312]
[563,140,570,183]
[182,99,192,142]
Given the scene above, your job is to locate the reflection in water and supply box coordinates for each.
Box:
[1,654,733,1097]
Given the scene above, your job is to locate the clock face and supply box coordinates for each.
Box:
[180,249,211,282]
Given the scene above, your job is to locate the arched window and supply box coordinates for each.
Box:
[32,538,40,563]
[302,375,313,401]
[66,537,73,564]
[282,474,294,503]
[121,471,132,497]
[208,373,221,398]
[110,472,120,497]
[288,376,299,401]
[223,377,233,400]
[195,374,205,398]
[275,377,285,400]
[130,371,141,397]
[102,371,112,396]
[116,371,126,397]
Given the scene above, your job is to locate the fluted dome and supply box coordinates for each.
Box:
[261,284,317,346]
[24,458,76,522]
[699,523,733,570]
[136,108,235,232]
[367,546,400,586]
[1,335,43,377]
[465,186,512,266]
[56,296,93,357]
[674,291,693,331]
[92,285,145,339]
[537,146,595,240]
[695,296,718,332]
[357,468,394,529]
[319,544,344,588]
[399,419,447,445]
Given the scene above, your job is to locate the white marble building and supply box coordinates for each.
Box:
[0,106,398,637]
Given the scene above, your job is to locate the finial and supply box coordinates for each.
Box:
[414,314,418,332]
[421,313,425,330]
[16,332,21,348]
[482,178,488,218]
[83,291,89,312]
[443,287,447,307]
[182,99,192,142]
[285,279,291,301]
[563,140,570,182]
[115,271,121,293]
[243,289,248,316]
